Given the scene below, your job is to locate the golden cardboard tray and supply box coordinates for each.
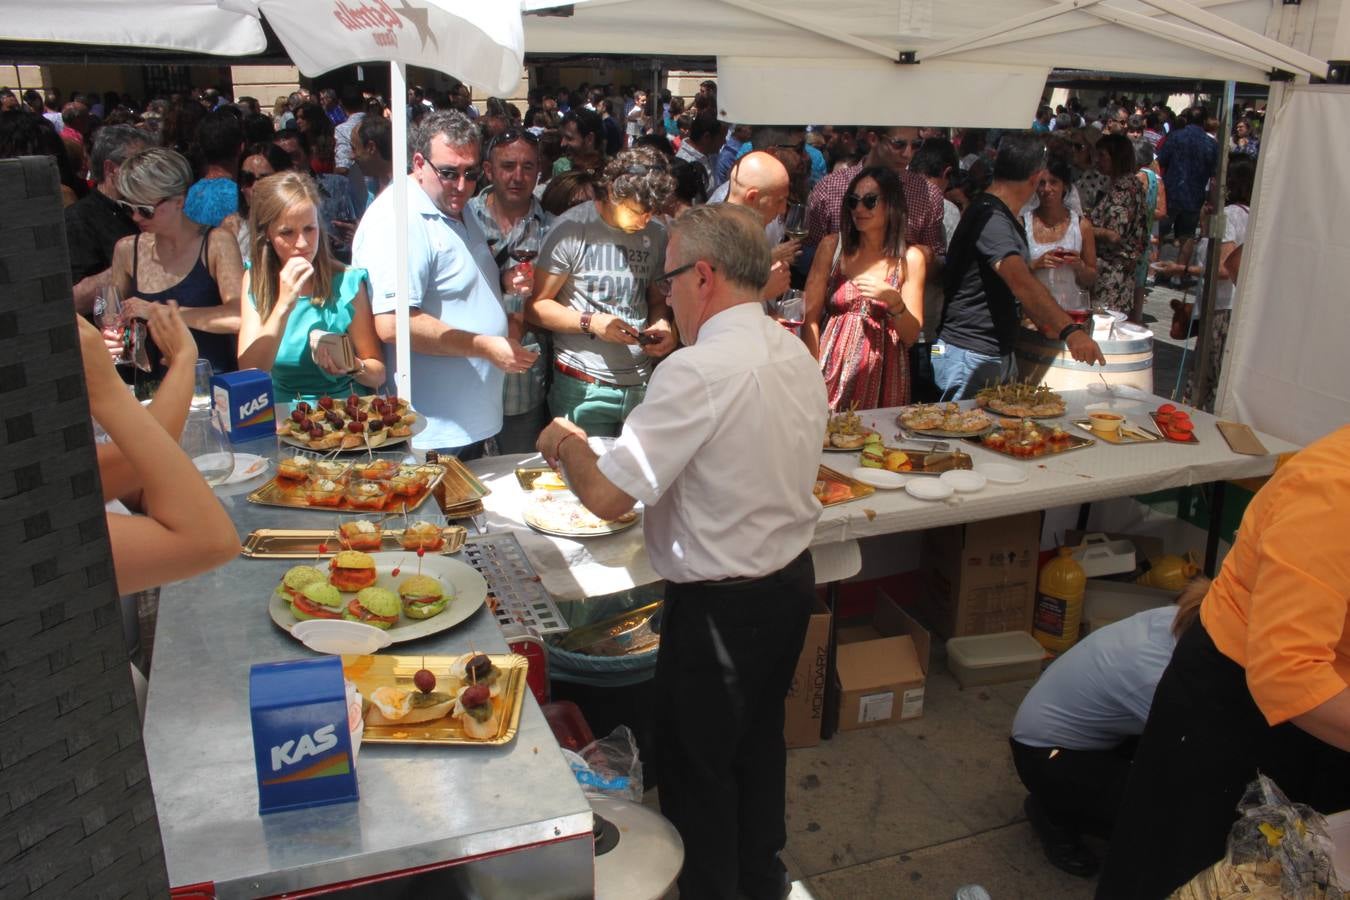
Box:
[815,464,876,507]
[1072,420,1161,445]
[248,463,444,512]
[342,652,528,746]
[515,466,569,492]
[241,526,468,558]
[964,426,1096,458]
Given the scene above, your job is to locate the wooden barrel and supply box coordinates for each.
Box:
[1015,325,1153,393]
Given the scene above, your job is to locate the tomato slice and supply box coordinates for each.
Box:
[293,594,343,619]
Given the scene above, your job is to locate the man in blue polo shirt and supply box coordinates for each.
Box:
[353,111,537,460]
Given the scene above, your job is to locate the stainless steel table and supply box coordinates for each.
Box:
[142,437,594,899]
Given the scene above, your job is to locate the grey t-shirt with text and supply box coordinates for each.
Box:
[539,201,666,386]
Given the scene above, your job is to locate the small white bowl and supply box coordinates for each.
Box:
[940,469,988,493]
[291,619,392,655]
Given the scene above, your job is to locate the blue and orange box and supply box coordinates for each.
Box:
[249,656,358,815]
[212,368,275,443]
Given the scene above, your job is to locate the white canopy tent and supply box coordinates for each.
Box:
[528,0,1347,447]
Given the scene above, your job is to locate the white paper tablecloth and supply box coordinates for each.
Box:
[469,391,1298,601]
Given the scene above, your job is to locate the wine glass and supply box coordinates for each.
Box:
[182,408,235,487]
[191,359,214,411]
[777,290,806,335]
[783,203,808,242]
[93,283,132,367]
[506,219,541,313]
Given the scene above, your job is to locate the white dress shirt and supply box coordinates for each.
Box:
[597,302,829,582]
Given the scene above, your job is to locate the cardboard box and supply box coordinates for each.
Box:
[212,368,276,443]
[1082,579,1175,635]
[920,511,1043,638]
[833,591,931,732]
[784,597,831,749]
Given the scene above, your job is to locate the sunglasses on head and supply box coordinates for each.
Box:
[845,193,881,211]
[117,197,171,219]
[487,128,540,155]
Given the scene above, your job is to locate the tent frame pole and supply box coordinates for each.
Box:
[917,0,1106,61]
[1132,0,1327,76]
[1189,79,1236,411]
[391,61,412,401]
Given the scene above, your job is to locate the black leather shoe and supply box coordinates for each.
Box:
[1024,796,1099,878]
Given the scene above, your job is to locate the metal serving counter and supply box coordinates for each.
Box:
[142,437,594,899]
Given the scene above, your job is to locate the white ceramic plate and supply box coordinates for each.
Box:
[905,478,954,501]
[291,619,393,655]
[268,552,487,645]
[220,452,270,484]
[1086,382,1151,402]
[940,469,987,493]
[850,467,906,490]
[974,462,1028,485]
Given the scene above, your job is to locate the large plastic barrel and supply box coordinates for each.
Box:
[1015,325,1153,393]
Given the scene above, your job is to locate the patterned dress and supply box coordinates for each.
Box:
[819,258,909,410]
[1090,174,1148,314]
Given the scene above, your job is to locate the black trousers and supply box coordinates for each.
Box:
[1096,620,1350,899]
[655,551,815,900]
[909,341,941,404]
[1010,737,1136,841]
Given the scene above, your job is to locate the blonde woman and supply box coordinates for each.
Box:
[237,172,384,400]
[108,146,243,378]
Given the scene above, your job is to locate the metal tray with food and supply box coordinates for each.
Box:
[557,601,662,657]
[248,461,446,512]
[241,526,468,558]
[823,407,879,451]
[276,395,420,453]
[522,490,641,537]
[814,464,876,507]
[1072,420,1160,444]
[515,466,569,491]
[965,422,1095,458]
[975,383,1067,419]
[885,448,976,475]
[342,652,528,746]
[896,403,996,439]
[1150,411,1200,444]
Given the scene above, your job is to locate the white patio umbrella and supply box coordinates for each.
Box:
[5,0,532,399]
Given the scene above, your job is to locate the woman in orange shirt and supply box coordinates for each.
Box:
[1096,426,1350,898]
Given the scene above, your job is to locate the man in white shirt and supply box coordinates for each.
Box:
[353,111,537,460]
[537,204,828,900]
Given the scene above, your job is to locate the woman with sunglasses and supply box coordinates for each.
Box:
[236,172,384,402]
[108,147,244,380]
[232,143,293,264]
[804,166,925,409]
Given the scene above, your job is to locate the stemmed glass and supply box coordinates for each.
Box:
[783,204,808,242]
[776,289,806,335]
[182,408,235,487]
[93,284,132,367]
[506,219,541,315]
[191,359,214,411]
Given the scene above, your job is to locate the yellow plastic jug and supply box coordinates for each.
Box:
[1033,547,1086,654]
[1136,554,1201,592]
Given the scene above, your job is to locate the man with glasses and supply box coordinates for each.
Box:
[467,130,555,453]
[536,203,827,900]
[803,125,945,264]
[935,133,1105,400]
[66,124,148,314]
[526,147,677,436]
[353,110,537,461]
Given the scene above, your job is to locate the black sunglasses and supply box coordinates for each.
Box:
[117,197,171,219]
[487,128,540,155]
[844,193,881,211]
[887,137,925,150]
[431,163,482,184]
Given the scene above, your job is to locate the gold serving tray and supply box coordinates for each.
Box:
[1072,420,1160,444]
[248,463,445,512]
[964,426,1096,458]
[342,652,528,747]
[515,466,569,491]
[241,526,467,558]
[817,464,876,507]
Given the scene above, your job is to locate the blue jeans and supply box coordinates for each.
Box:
[931,340,1017,401]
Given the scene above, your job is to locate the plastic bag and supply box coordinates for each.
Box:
[1171,774,1344,900]
[564,725,643,803]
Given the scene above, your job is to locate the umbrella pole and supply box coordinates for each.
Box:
[391,61,413,402]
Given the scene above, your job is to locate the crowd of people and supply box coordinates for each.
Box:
[0,74,1295,899]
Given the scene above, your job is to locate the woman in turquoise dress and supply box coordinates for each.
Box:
[236,172,385,401]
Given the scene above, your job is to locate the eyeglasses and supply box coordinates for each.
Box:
[486,128,539,155]
[888,137,925,150]
[844,193,881,211]
[117,197,171,219]
[653,261,712,296]
[429,162,482,184]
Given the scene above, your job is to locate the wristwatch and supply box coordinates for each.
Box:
[580,312,594,338]
[1058,322,1086,342]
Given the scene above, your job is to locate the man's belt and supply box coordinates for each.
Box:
[554,360,620,389]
